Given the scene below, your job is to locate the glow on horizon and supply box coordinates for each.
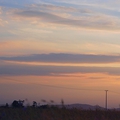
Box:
[1,0,120,108]
[0,74,120,108]
[4,60,120,68]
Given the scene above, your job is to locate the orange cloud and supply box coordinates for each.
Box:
[4,60,120,68]
[0,40,61,56]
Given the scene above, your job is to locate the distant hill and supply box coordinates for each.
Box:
[58,103,104,110]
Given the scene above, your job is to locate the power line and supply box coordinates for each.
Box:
[109,90,120,95]
[1,77,104,91]
[2,76,120,109]
[36,83,103,91]
[0,77,24,83]
[1,77,120,94]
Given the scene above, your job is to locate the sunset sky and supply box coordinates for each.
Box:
[1,0,120,108]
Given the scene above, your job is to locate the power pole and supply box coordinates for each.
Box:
[105,90,108,110]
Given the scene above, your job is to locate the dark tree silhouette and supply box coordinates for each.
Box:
[12,100,24,108]
[5,103,9,108]
[32,101,37,107]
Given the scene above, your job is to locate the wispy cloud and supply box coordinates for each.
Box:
[29,3,92,13]
[1,53,120,63]
[30,4,76,12]
[1,2,120,31]
[1,61,120,76]
[1,53,120,76]
[14,9,120,31]
[0,7,2,14]
[0,40,60,56]
[1,39,120,56]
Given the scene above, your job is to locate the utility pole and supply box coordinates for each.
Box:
[105,90,108,110]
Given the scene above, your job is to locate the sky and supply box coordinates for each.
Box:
[1,0,120,108]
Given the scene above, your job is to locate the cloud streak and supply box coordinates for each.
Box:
[1,62,120,76]
[1,53,120,76]
[14,10,120,31]
[30,4,92,13]
[1,53,120,63]
[1,2,120,31]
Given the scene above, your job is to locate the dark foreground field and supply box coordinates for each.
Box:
[0,106,120,120]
